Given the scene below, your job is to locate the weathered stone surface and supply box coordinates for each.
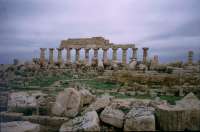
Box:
[138,63,147,70]
[129,59,137,70]
[124,107,155,131]
[100,106,125,128]
[156,93,200,131]
[79,88,95,106]
[84,95,111,113]
[156,104,200,131]
[0,112,69,128]
[8,91,46,109]
[59,111,100,132]
[98,60,104,68]
[51,88,81,117]
[0,121,40,132]
[176,92,200,109]
[110,99,131,110]
[149,97,168,108]
[0,112,23,122]
[111,60,119,70]
[22,115,69,128]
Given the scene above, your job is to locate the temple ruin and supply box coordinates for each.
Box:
[39,37,148,66]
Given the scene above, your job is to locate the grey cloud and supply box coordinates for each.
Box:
[138,18,200,43]
[0,0,200,63]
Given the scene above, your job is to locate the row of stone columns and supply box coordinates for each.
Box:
[40,47,149,65]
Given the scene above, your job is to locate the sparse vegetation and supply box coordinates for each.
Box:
[79,80,120,90]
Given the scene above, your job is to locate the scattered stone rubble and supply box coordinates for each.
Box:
[0,121,40,132]
[8,91,47,110]
[1,88,200,131]
[60,111,100,132]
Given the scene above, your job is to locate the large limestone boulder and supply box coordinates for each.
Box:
[129,59,137,70]
[83,95,111,113]
[60,111,100,132]
[0,121,40,132]
[156,93,200,131]
[91,58,98,66]
[8,91,46,109]
[51,88,81,117]
[100,106,125,128]
[176,92,200,109]
[138,63,147,71]
[98,60,104,68]
[111,60,119,70]
[156,104,200,131]
[110,99,131,110]
[79,88,95,106]
[124,107,155,131]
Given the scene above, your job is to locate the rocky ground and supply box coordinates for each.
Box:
[0,63,200,131]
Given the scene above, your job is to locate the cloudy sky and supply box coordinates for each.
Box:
[0,0,200,64]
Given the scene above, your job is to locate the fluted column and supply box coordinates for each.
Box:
[49,48,54,64]
[85,48,90,64]
[112,47,118,61]
[122,48,127,64]
[91,48,98,66]
[57,48,63,65]
[93,48,98,59]
[75,48,81,62]
[102,47,108,64]
[188,51,194,65]
[153,55,159,65]
[40,48,46,65]
[132,48,138,60]
[66,48,71,64]
[142,47,149,64]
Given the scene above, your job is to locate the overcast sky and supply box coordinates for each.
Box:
[0,0,200,64]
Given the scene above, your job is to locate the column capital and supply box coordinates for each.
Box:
[143,47,149,51]
[75,48,81,50]
[57,48,63,51]
[102,48,108,51]
[122,47,128,51]
[65,47,72,50]
[49,48,54,50]
[132,47,138,50]
[93,48,99,50]
[188,51,194,56]
[40,48,47,51]
[112,47,118,50]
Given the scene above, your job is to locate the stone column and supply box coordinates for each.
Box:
[188,51,194,65]
[93,48,98,59]
[132,48,138,60]
[40,48,46,65]
[122,48,127,64]
[49,48,54,65]
[142,47,149,64]
[153,55,159,65]
[85,48,90,64]
[57,48,63,65]
[112,47,118,61]
[91,48,98,66]
[75,48,81,62]
[66,48,71,64]
[102,47,108,64]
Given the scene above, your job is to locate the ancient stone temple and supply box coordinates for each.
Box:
[39,37,149,66]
